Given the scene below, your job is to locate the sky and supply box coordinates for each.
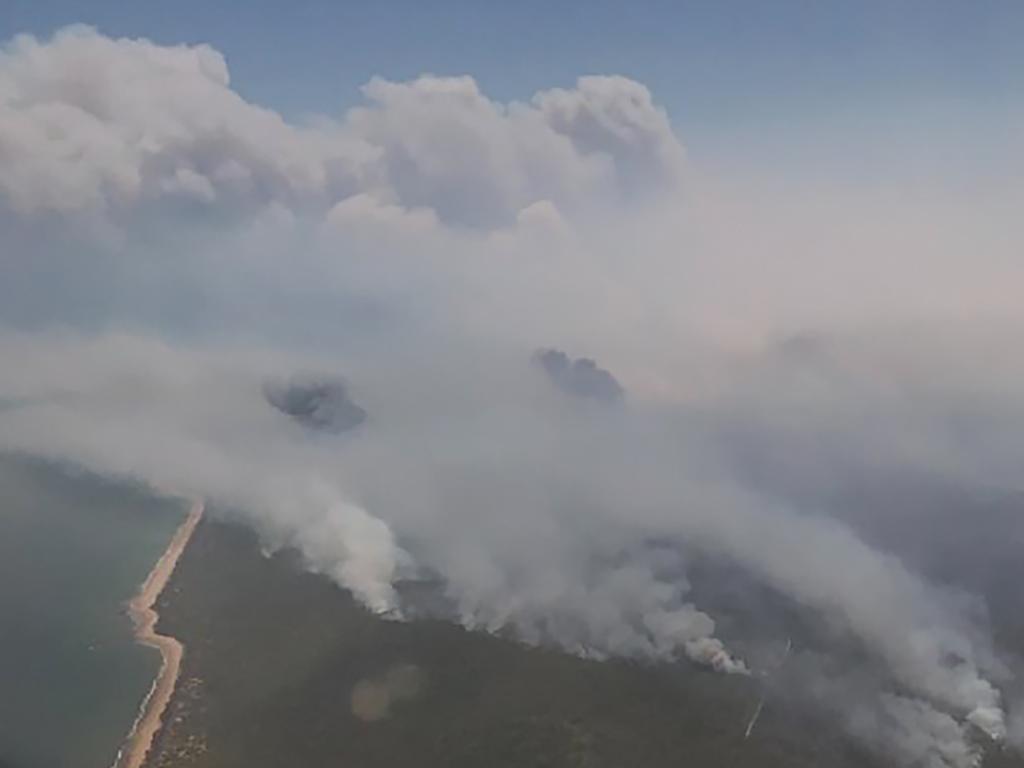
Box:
[1,6,1024,767]
[3,0,1022,179]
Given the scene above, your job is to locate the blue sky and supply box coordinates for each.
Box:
[3,0,1022,177]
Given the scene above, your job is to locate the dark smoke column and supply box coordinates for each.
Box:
[533,348,625,403]
[263,375,367,433]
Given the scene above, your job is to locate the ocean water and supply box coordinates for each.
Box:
[0,455,185,768]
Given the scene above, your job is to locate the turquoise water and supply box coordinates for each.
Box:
[0,455,185,768]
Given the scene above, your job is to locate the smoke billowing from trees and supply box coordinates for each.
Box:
[1,26,1023,768]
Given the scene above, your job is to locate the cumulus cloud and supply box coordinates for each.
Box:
[0,26,373,218]
[533,75,685,195]
[0,26,684,228]
[0,25,1022,768]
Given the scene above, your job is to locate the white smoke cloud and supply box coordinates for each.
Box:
[533,75,685,195]
[0,329,1014,766]
[0,26,683,228]
[0,26,1022,768]
[0,27,373,218]
[852,694,983,768]
[1009,704,1024,751]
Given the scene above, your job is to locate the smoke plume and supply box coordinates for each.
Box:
[1,26,1022,768]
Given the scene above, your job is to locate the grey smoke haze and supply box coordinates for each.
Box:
[1,26,1024,768]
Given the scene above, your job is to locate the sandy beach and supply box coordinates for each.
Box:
[113,500,204,768]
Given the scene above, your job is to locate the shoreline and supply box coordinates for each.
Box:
[112,500,204,768]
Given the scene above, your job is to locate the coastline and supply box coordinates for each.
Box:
[112,500,204,768]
